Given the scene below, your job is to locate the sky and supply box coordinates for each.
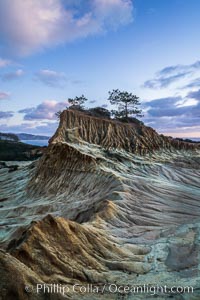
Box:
[0,0,200,138]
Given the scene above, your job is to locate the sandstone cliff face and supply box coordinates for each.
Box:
[0,110,200,300]
[50,109,198,153]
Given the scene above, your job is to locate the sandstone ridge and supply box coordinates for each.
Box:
[0,109,200,299]
[50,109,198,154]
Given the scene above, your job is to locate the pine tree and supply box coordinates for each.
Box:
[108,89,143,119]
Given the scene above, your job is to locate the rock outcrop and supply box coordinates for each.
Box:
[0,110,200,300]
[50,110,198,153]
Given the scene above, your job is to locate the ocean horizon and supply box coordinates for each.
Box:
[21,140,49,146]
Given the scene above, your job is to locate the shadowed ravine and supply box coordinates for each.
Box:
[0,110,200,300]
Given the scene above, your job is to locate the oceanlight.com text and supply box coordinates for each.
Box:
[24,283,194,296]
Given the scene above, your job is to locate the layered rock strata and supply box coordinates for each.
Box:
[0,110,200,300]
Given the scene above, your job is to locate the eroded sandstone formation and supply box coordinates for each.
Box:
[0,110,200,300]
[50,110,198,153]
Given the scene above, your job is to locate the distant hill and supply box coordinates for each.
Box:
[0,140,45,161]
[0,132,19,142]
[16,133,50,140]
[175,137,200,143]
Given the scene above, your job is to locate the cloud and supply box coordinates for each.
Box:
[18,108,35,114]
[145,97,183,117]
[0,57,11,67]
[142,91,200,136]
[1,69,24,81]
[19,100,68,120]
[0,0,133,56]
[158,61,200,76]
[0,111,14,119]
[0,121,58,136]
[0,91,10,100]
[144,115,200,135]
[144,73,190,89]
[92,0,133,29]
[145,94,200,118]
[187,89,200,101]
[34,69,66,87]
[183,78,200,89]
[143,60,200,89]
